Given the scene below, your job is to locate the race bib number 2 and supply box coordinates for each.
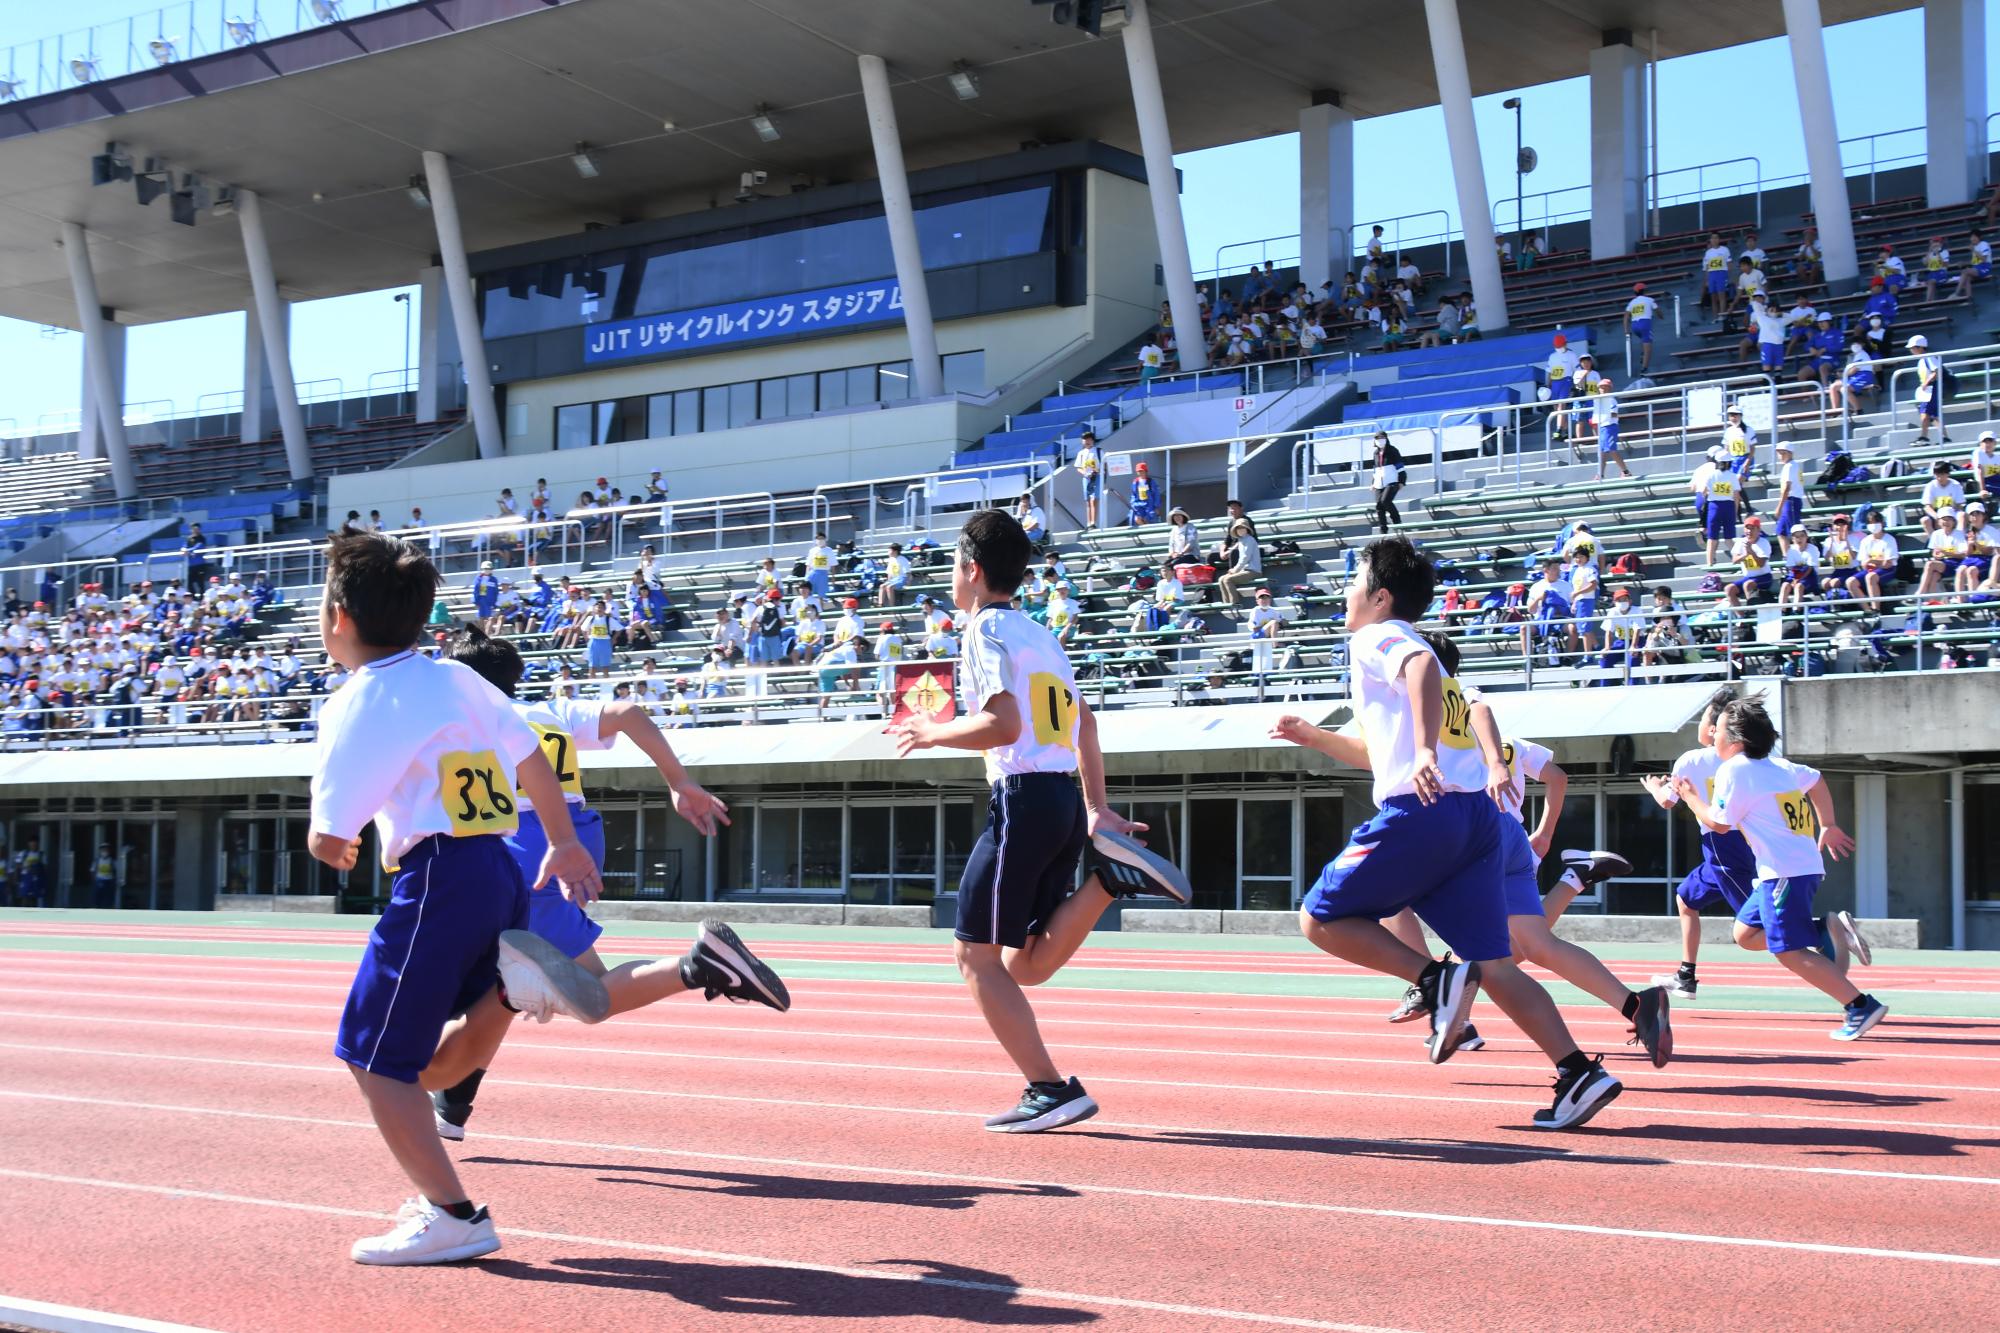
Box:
[440,749,519,836]
[526,725,583,799]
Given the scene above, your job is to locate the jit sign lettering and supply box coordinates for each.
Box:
[583,278,906,364]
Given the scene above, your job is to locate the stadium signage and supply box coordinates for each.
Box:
[583,277,906,364]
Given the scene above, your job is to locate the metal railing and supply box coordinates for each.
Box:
[1646,155,1763,232]
[1884,341,2000,435]
[0,2,412,101]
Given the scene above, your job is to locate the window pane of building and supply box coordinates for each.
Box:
[728,381,758,429]
[755,808,797,889]
[555,403,595,451]
[717,807,754,895]
[786,373,817,417]
[1188,797,1236,911]
[849,806,891,877]
[1968,784,2000,903]
[893,804,938,882]
[846,366,879,406]
[758,377,791,421]
[646,394,675,440]
[609,396,648,443]
[800,807,843,889]
[941,350,985,395]
[671,389,701,436]
[818,370,850,411]
[878,361,912,402]
[1604,792,1670,881]
[599,808,639,898]
[702,386,731,434]
[942,796,980,888]
[1240,800,1292,878]
[1301,793,1345,886]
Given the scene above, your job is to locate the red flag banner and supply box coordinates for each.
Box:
[888,662,957,729]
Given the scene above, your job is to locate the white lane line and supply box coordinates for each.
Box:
[8,1085,2000,1195]
[0,1293,221,1333]
[0,992,1988,1097]
[0,1166,1404,1331]
[2,1153,1996,1274]
[4,1031,1999,1137]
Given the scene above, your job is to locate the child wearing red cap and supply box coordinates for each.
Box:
[1126,461,1161,526]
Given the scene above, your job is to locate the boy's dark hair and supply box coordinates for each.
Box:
[324,533,437,649]
[1653,585,1673,599]
[447,622,525,697]
[1419,630,1462,676]
[1701,684,1737,728]
[1357,536,1435,621]
[958,510,1032,595]
[1719,696,1778,759]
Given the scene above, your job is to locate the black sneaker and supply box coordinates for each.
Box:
[1533,1056,1623,1131]
[1559,848,1633,887]
[1085,829,1193,903]
[1387,984,1427,1023]
[1631,985,1673,1068]
[432,1090,470,1143]
[1421,958,1482,1065]
[983,1077,1099,1133]
[681,919,791,1012]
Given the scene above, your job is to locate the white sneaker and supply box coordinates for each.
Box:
[351,1197,500,1266]
[1830,911,1873,968]
[1650,972,1697,1000]
[497,929,611,1025]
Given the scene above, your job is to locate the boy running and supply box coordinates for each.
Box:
[309,533,606,1266]
[424,626,790,1142]
[1672,697,1886,1040]
[890,510,1190,1132]
[1270,537,1621,1130]
[1642,689,1757,998]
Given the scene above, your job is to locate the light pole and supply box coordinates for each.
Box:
[392,291,411,407]
[1502,97,1523,249]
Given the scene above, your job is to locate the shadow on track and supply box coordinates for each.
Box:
[480,1256,1098,1323]
[1069,1127,1670,1170]
[466,1155,1076,1211]
[1584,1122,2000,1158]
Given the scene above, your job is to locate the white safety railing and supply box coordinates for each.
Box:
[1646,156,1763,232]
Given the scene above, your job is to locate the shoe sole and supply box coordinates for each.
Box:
[433,1114,466,1143]
[1832,911,1873,967]
[1559,848,1632,884]
[986,1095,1101,1134]
[1089,830,1193,904]
[498,930,611,1025]
[1387,1002,1427,1024]
[1640,990,1674,1068]
[697,919,792,1012]
[1533,1074,1623,1131]
[1832,1003,1889,1042]
[1427,961,1482,1065]
[352,1232,501,1266]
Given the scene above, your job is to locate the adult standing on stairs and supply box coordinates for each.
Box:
[1371,432,1406,533]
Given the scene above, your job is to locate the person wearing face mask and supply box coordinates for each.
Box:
[1844,514,1900,611]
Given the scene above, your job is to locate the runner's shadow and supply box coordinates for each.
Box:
[1664,1053,1858,1067]
[1071,1128,1669,1169]
[1583,1122,2000,1159]
[465,1156,1076,1210]
[1637,1083,1944,1109]
[481,1256,1098,1323]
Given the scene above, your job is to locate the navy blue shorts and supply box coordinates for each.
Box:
[1760,343,1784,370]
[1705,500,1738,541]
[1675,859,1753,913]
[1736,873,1824,954]
[1303,792,1510,961]
[1499,818,1542,917]
[957,772,1089,949]
[1706,272,1727,295]
[1773,497,1803,536]
[333,834,529,1083]
[1597,426,1620,455]
[507,805,608,959]
[1630,319,1652,345]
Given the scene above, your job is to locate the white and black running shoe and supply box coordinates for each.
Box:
[1630,985,1673,1067]
[497,930,611,1025]
[1387,984,1428,1023]
[682,919,791,1012]
[1086,829,1194,903]
[1533,1056,1623,1130]
[1559,849,1633,887]
[983,1077,1099,1133]
[1423,959,1482,1065]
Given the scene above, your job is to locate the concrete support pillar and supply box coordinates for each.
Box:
[422,151,505,460]
[857,55,943,400]
[1121,0,1208,371]
[1852,771,1889,919]
[1588,41,1646,260]
[414,266,460,425]
[236,189,314,482]
[1297,99,1355,293]
[1781,0,1861,293]
[240,297,286,444]
[58,223,137,499]
[1923,0,1987,208]
[1421,0,1509,330]
[77,313,125,464]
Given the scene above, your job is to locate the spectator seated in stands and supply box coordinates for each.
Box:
[792,602,827,663]
[1015,492,1049,546]
[1828,342,1880,419]
[1126,462,1162,526]
[1417,296,1462,348]
[1217,520,1262,611]
[1045,582,1078,647]
[1876,242,1909,294]
[1722,516,1775,608]
[1920,459,1966,535]
[1164,505,1199,570]
[1960,504,1997,596]
[1799,312,1842,386]
[1131,562,1185,633]
[1953,229,1991,301]
[1792,227,1822,286]
[1776,524,1823,612]
[1846,513,1901,612]
[877,543,910,608]
[1597,585,1647,674]
[1520,558,1576,666]
[1917,510,1968,601]
[747,589,787,665]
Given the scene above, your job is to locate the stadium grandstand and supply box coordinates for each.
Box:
[0,0,1995,958]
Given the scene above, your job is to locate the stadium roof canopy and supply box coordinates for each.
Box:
[0,0,1911,329]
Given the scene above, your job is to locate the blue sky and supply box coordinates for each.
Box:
[1,4,1994,434]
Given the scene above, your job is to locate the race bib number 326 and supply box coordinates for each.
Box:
[439,749,519,836]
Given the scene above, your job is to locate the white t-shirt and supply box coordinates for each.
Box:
[1773,459,1798,498]
[804,543,835,575]
[1702,245,1731,273]
[1782,541,1822,574]
[1624,295,1658,322]
[1347,620,1488,807]
[1922,478,1967,515]
[1928,527,1969,559]
[1601,603,1647,642]
[1690,461,1717,497]
[1751,309,1789,345]
[1493,736,1552,822]
[960,604,1080,782]
[1970,444,2000,484]
[1247,604,1284,638]
[1711,753,1825,881]
[1138,345,1165,369]
[1733,535,1773,570]
[310,652,539,868]
[1702,469,1741,504]
[1858,532,1898,568]
[513,696,613,811]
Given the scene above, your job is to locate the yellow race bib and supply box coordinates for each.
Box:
[526,725,584,799]
[1439,676,1477,751]
[1028,671,1079,751]
[1776,790,1818,838]
[438,749,519,836]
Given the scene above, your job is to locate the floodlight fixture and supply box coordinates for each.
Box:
[948,63,980,100]
[225,17,258,46]
[148,38,179,66]
[750,106,780,143]
[0,77,23,102]
[70,57,102,84]
[311,0,344,23]
[406,175,430,208]
[571,143,600,179]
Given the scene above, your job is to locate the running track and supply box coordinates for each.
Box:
[2,915,1999,1332]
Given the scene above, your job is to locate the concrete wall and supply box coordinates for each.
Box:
[1783,675,2000,757]
[1885,771,1952,946]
